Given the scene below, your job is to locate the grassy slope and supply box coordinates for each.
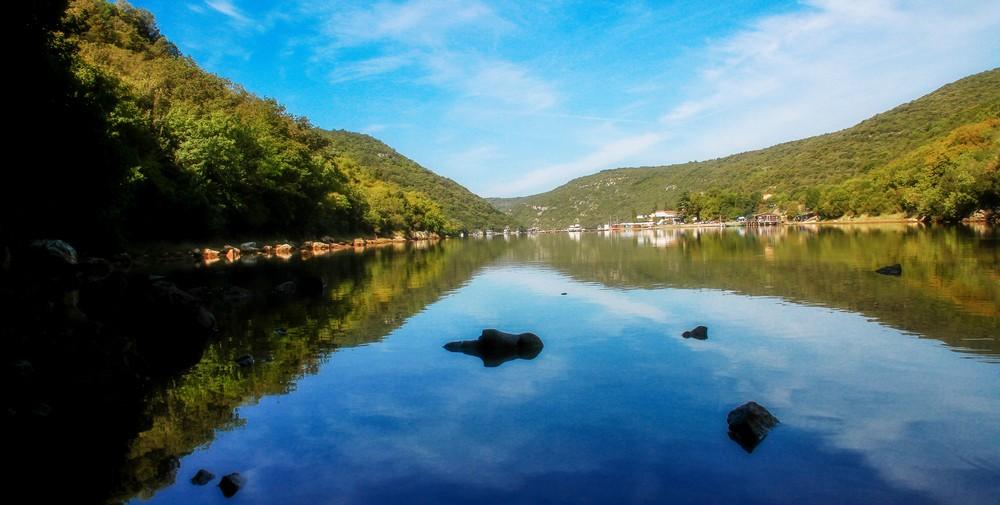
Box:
[322,130,513,231]
[493,68,1000,228]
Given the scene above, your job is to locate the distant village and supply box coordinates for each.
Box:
[468,209,816,237]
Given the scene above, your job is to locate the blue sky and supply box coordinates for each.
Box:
[130,0,1000,197]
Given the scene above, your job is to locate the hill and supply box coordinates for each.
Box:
[321,130,511,232]
[3,0,511,251]
[493,69,1000,228]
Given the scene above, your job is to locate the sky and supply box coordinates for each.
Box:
[129,0,1000,197]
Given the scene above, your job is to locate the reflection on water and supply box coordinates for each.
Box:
[114,226,999,504]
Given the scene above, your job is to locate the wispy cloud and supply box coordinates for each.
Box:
[205,0,252,26]
[501,132,668,197]
[652,0,1000,160]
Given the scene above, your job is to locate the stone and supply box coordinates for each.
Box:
[29,239,77,265]
[353,238,366,247]
[682,325,708,340]
[240,242,257,250]
[876,263,902,276]
[220,246,240,262]
[444,329,544,367]
[273,243,293,254]
[218,473,245,497]
[191,469,214,485]
[201,248,219,260]
[727,401,779,453]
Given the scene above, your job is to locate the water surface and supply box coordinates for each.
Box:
[121,225,1000,504]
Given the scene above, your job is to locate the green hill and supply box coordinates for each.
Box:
[5,0,511,250]
[321,130,511,232]
[492,68,1000,228]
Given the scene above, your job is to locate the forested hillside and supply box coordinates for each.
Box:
[493,68,1000,228]
[2,0,511,252]
[322,130,511,233]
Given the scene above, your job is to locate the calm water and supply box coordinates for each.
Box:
[119,225,1000,504]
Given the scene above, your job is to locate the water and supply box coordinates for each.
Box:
[118,225,999,504]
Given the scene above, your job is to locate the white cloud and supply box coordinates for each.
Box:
[205,0,252,26]
[651,0,1000,161]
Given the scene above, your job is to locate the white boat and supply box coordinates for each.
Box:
[567,224,583,232]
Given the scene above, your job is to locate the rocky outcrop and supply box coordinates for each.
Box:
[727,401,779,453]
[682,325,708,340]
[444,329,544,367]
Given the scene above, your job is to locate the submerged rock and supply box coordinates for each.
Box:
[191,469,214,485]
[682,325,708,340]
[876,263,902,276]
[444,329,544,367]
[218,473,245,497]
[727,401,779,453]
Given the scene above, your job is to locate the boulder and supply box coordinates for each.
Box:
[682,325,708,340]
[220,246,240,262]
[321,236,337,244]
[201,248,219,260]
[191,469,214,485]
[444,329,544,367]
[240,242,257,250]
[79,257,113,283]
[727,401,779,453]
[876,263,902,276]
[28,239,78,265]
[353,238,366,247]
[272,281,298,297]
[273,243,293,254]
[218,473,245,498]
[262,245,273,254]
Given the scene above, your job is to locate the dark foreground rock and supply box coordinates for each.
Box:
[444,329,544,367]
[682,325,708,340]
[219,473,245,497]
[727,401,779,453]
[876,263,902,276]
[191,469,214,485]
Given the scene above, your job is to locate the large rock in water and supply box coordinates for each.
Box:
[727,401,779,453]
[876,263,902,276]
[682,325,708,340]
[218,473,245,497]
[191,469,214,485]
[444,329,544,367]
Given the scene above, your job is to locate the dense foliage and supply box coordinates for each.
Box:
[3,0,511,251]
[322,130,512,234]
[493,68,1000,228]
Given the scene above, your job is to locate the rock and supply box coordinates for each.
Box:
[352,238,366,247]
[262,245,273,254]
[191,469,215,485]
[111,253,132,272]
[272,281,297,297]
[727,401,779,453]
[560,292,567,295]
[29,239,78,265]
[444,329,544,367]
[220,246,240,262]
[273,243,293,254]
[240,242,257,250]
[79,257,113,283]
[220,286,254,305]
[235,355,254,367]
[321,236,337,244]
[218,473,245,498]
[682,325,708,340]
[876,263,902,276]
[201,248,219,260]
